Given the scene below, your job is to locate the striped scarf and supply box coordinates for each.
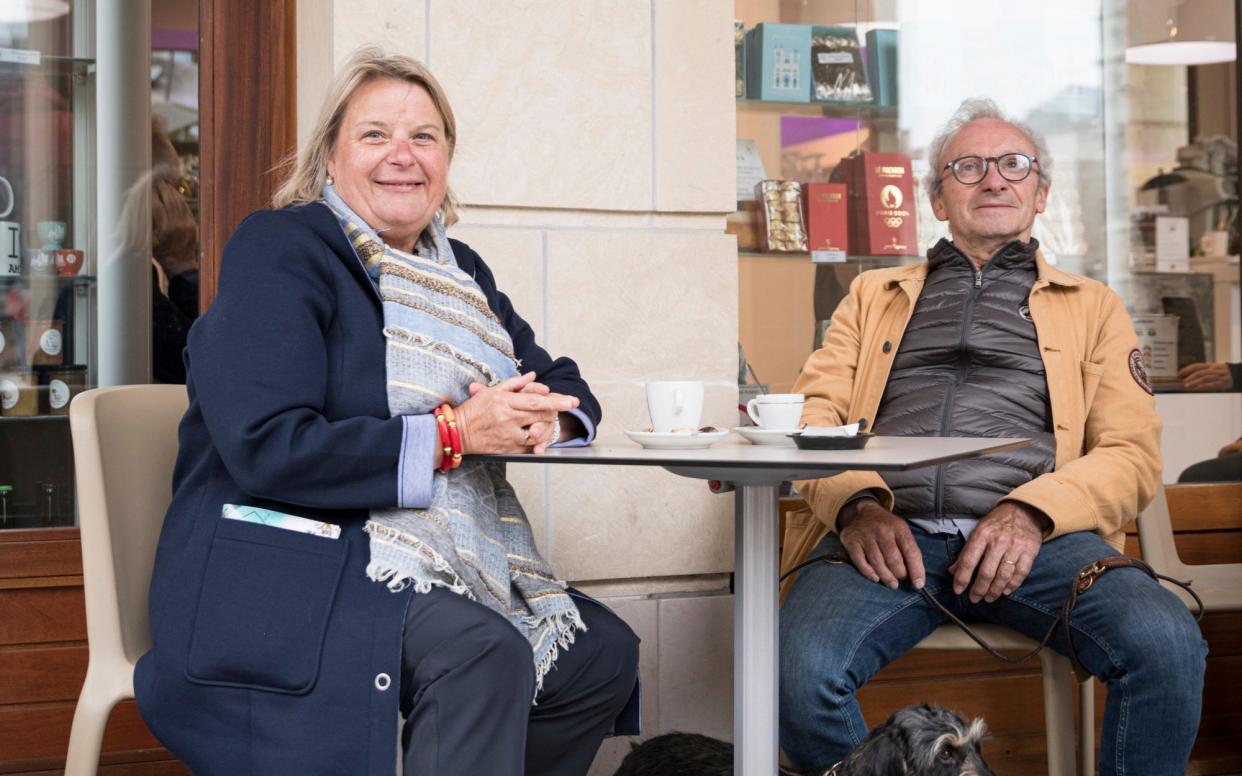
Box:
[323,186,583,694]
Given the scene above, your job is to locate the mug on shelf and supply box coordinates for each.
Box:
[0,318,18,368]
[0,175,13,219]
[26,249,57,277]
[1,220,19,277]
[25,319,63,367]
[55,249,84,276]
[36,220,66,249]
[0,370,38,416]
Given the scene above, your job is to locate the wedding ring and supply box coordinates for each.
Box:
[1003,559,1017,565]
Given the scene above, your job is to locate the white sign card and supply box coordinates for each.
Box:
[1155,216,1190,273]
[736,139,767,202]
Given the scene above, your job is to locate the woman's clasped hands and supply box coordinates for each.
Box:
[455,371,578,455]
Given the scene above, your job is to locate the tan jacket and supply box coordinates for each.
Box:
[781,252,1162,596]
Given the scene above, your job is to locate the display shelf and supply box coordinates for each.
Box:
[738,250,918,264]
[0,274,96,289]
[737,97,897,123]
[0,414,71,423]
[0,53,95,78]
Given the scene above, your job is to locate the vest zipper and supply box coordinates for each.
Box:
[934,266,985,518]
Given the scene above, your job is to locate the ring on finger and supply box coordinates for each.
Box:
[1002,559,1017,566]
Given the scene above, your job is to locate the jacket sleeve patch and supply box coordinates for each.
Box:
[1128,348,1153,395]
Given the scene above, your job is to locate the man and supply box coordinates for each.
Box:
[778,98,1206,776]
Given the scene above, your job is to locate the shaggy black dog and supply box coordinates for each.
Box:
[613,704,991,776]
[827,704,992,776]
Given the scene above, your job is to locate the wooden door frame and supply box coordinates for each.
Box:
[199,0,298,310]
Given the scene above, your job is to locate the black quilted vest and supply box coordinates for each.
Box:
[873,238,1057,520]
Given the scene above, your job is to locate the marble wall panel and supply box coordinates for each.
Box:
[546,385,735,584]
[547,460,733,582]
[428,0,654,212]
[295,0,428,151]
[332,0,426,69]
[446,225,545,334]
[544,230,737,383]
[585,596,659,776]
[657,594,734,740]
[653,0,737,213]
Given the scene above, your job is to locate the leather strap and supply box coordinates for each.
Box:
[919,555,1204,682]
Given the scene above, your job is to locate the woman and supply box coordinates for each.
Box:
[136,48,639,776]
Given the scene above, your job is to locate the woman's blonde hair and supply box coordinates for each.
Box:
[272,46,459,226]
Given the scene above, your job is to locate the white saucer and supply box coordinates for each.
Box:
[735,426,799,447]
[623,429,730,450]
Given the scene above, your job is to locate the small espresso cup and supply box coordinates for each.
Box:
[746,393,805,430]
[646,380,704,433]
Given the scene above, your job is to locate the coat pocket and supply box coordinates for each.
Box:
[185,514,348,694]
[1081,360,1105,412]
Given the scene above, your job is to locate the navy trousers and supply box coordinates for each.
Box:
[399,587,639,775]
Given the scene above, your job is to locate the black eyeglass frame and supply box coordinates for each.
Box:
[940,153,1040,186]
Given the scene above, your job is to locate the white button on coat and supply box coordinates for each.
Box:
[374,673,391,691]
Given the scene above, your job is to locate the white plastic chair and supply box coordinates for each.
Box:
[1138,482,1242,612]
[65,385,188,776]
[915,624,1094,776]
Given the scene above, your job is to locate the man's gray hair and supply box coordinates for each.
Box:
[925,97,1052,199]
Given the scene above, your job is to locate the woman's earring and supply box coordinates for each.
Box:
[326,174,334,185]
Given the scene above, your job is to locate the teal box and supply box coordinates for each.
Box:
[745,23,811,103]
[865,29,898,107]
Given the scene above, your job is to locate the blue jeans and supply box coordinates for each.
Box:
[779,527,1207,775]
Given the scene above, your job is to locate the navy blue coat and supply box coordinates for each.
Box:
[135,203,606,775]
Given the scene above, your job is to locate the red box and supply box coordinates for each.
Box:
[836,152,918,256]
[802,183,849,255]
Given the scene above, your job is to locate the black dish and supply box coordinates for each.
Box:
[790,432,873,450]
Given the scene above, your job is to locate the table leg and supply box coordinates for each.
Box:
[734,484,780,776]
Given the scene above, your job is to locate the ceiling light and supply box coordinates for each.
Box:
[0,0,70,24]
[1126,0,1236,65]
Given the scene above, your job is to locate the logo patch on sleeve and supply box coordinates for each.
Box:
[1128,348,1153,395]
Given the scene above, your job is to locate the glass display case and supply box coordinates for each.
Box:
[0,7,96,529]
[733,0,1239,410]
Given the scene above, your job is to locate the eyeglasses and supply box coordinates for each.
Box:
[941,153,1038,186]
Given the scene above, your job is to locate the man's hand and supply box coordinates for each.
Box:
[838,498,925,589]
[1178,362,1234,392]
[950,501,1049,603]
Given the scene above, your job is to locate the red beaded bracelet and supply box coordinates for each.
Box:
[447,402,466,469]
[434,406,453,473]
[440,403,463,471]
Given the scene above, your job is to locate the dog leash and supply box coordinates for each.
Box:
[782,553,1204,682]
[921,555,1203,681]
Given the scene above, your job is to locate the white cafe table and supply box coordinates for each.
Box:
[480,434,1029,776]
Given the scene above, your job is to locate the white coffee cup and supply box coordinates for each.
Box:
[746,393,805,430]
[646,381,704,433]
